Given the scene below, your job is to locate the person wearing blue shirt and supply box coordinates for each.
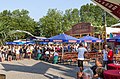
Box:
[102,45,108,68]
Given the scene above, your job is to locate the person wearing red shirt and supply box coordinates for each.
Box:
[107,46,113,64]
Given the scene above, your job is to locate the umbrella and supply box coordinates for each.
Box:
[5,42,17,45]
[5,42,25,45]
[30,36,45,41]
[92,0,120,20]
[46,33,78,58]
[107,35,120,42]
[25,41,35,45]
[47,33,78,43]
[79,36,103,42]
[39,42,48,45]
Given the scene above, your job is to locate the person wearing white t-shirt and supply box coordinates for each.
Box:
[77,43,87,72]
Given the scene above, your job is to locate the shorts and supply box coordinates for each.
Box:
[78,60,83,67]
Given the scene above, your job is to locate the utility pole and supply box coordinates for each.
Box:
[102,11,107,45]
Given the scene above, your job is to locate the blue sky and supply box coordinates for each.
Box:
[0,0,92,21]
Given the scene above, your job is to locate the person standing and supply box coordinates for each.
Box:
[77,43,87,72]
[15,46,20,60]
[53,50,58,64]
[102,45,108,68]
[107,46,113,64]
[37,47,42,60]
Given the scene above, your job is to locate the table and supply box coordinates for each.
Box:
[108,64,120,70]
[104,70,120,79]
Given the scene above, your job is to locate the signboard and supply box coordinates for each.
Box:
[84,40,92,42]
[68,40,77,43]
[53,40,63,42]
[72,23,93,34]
[107,39,116,42]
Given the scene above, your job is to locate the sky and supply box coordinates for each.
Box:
[0,0,92,21]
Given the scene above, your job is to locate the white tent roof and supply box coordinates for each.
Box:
[106,27,120,34]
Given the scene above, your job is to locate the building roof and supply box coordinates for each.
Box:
[92,0,120,20]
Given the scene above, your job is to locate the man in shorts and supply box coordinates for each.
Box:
[77,43,87,72]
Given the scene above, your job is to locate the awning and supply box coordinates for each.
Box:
[91,0,120,20]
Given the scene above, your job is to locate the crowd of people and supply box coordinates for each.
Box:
[0,43,115,79]
[0,44,78,63]
[77,43,114,79]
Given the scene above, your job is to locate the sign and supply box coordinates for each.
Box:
[68,40,77,43]
[72,23,93,34]
[44,39,50,42]
[96,40,102,42]
[53,40,63,42]
[107,39,116,42]
[84,40,92,42]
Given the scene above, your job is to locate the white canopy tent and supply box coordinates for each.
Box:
[106,27,120,35]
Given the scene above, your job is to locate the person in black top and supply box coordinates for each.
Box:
[77,58,104,79]
[91,58,104,78]
[7,50,12,61]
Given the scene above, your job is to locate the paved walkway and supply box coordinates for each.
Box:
[0,59,79,79]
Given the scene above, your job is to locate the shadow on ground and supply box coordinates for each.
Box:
[1,60,76,78]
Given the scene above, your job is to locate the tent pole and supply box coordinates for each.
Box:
[62,44,64,59]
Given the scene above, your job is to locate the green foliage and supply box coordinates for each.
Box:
[39,8,81,37]
[39,9,63,37]
[63,8,80,31]
[0,3,119,44]
[80,3,118,33]
[38,4,118,37]
[0,9,38,45]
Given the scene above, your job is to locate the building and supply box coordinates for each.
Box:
[65,22,94,38]
[106,23,120,38]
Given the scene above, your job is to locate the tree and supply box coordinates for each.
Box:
[39,9,63,37]
[11,9,38,38]
[0,9,38,44]
[0,10,13,44]
[63,8,80,31]
[80,3,118,33]
[39,8,82,37]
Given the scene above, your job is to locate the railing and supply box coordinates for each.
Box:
[58,52,103,64]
